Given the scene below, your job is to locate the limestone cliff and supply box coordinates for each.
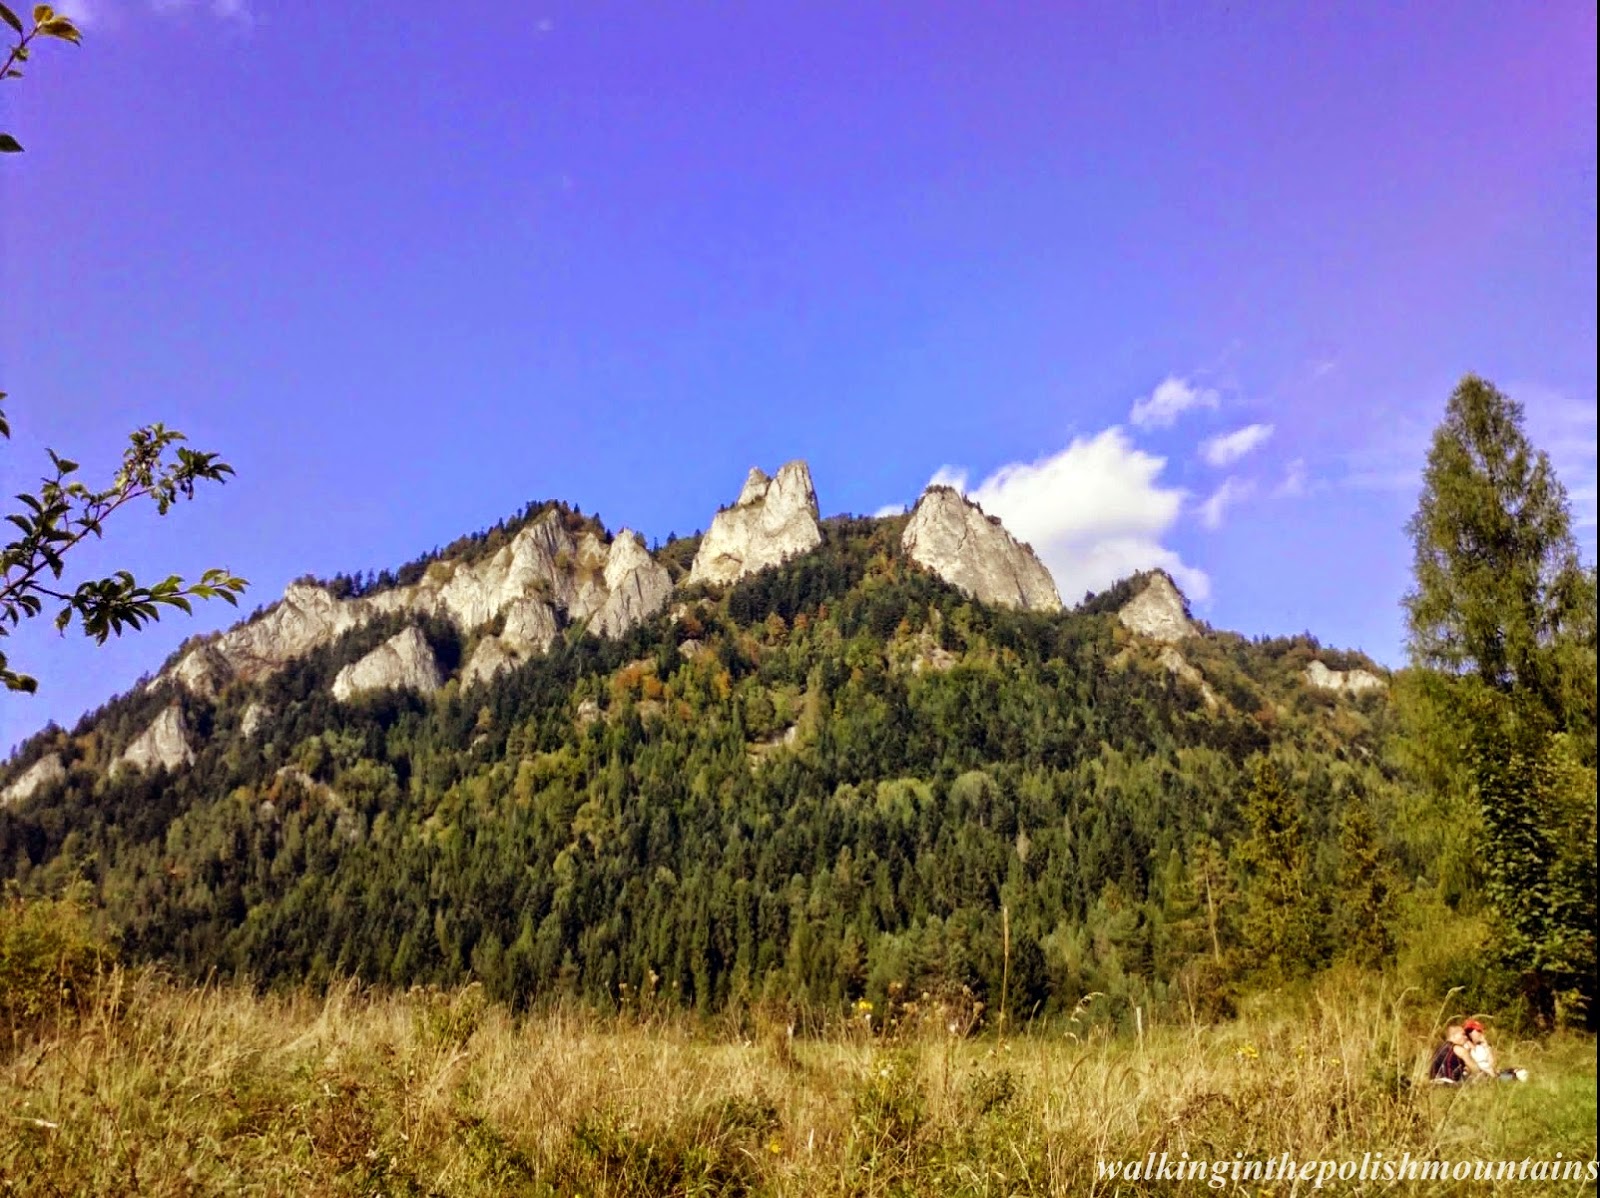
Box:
[2,752,65,807]
[688,461,823,586]
[331,627,443,701]
[161,509,672,697]
[118,706,195,773]
[1304,660,1385,695]
[901,487,1061,612]
[1117,572,1194,641]
[591,531,673,640]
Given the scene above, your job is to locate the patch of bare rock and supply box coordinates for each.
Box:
[688,462,823,586]
[1304,660,1385,695]
[1116,572,1194,642]
[2,752,65,807]
[900,486,1061,612]
[332,627,443,701]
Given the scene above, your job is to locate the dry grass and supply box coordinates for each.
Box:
[0,970,1593,1196]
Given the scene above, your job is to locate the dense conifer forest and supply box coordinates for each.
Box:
[2,512,1427,1023]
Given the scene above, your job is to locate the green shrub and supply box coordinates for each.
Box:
[0,887,113,1042]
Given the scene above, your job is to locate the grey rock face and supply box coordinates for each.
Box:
[1304,660,1385,695]
[590,531,673,640]
[119,707,195,773]
[162,510,676,697]
[2,752,66,807]
[1117,572,1194,642]
[460,597,560,689]
[332,627,443,700]
[901,487,1062,612]
[688,461,823,586]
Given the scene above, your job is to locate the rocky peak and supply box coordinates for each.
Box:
[688,460,823,586]
[332,627,443,701]
[736,467,771,506]
[2,752,66,807]
[1117,571,1193,641]
[1304,660,1385,695]
[591,530,673,640]
[118,706,196,773]
[160,508,676,698]
[901,486,1062,612]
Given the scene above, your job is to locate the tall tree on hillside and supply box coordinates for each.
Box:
[1235,757,1323,979]
[1,5,247,693]
[1404,375,1597,1026]
[1404,375,1592,730]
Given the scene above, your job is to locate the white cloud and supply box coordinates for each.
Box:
[871,503,906,518]
[1197,477,1255,530]
[934,427,1210,603]
[1129,376,1219,429]
[1201,423,1273,468]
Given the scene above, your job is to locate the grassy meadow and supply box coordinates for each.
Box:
[2,965,1594,1196]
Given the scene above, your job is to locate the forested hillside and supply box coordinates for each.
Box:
[1,511,1416,1022]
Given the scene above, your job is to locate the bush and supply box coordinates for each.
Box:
[0,887,113,1042]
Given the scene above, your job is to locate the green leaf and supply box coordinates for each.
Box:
[0,2,23,34]
[31,4,53,24]
[0,134,23,153]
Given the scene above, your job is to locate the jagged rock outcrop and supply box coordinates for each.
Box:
[461,597,561,688]
[332,627,443,701]
[161,510,674,698]
[2,752,65,807]
[1117,572,1193,642]
[591,531,673,640]
[1304,660,1385,695]
[901,487,1062,612]
[118,707,195,773]
[688,461,823,586]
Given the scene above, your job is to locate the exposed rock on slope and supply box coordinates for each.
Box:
[590,531,673,640]
[2,752,65,807]
[901,487,1061,612]
[461,597,561,689]
[240,702,269,738]
[332,627,442,701]
[1304,660,1385,695]
[1159,647,1219,708]
[119,707,195,773]
[688,462,823,586]
[160,510,672,697]
[1117,572,1193,641]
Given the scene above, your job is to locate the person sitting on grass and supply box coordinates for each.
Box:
[1428,1024,1472,1084]
[1463,1020,1528,1083]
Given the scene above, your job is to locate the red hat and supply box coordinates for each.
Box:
[1463,1020,1485,1032]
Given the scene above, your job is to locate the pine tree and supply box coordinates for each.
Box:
[1404,376,1597,1025]
[1335,795,1394,968]
[1235,757,1321,979]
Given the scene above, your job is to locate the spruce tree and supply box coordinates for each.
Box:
[1404,376,1597,1025]
[1235,757,1321,979]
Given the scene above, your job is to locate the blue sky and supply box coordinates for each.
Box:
[2,1,1595,749]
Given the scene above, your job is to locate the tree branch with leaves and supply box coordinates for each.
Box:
[2,5,248,692]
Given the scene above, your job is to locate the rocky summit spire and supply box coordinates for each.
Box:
[1116,571,1193,641]
[901,486,1061,612]
[688,460,823,586]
